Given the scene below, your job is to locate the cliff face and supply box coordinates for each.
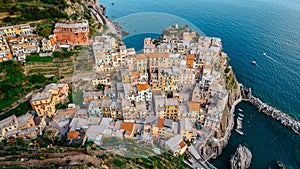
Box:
[200,61,241,160]
[230,144,252,169]
[213,65,241,157]
[225,66,241,106]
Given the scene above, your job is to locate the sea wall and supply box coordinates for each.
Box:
[241,86,300,135]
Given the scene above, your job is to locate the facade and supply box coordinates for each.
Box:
[122,98,138,120]
[165,98,180,120]
[0,24,32,37]
[136,83,152,103]
[143,38,156,55]
[30,92,56,118]
[179,118,193,141]
[0,35,12,62]
[157,67,179,91]
[92,72,112,86]
[0,115,18,140]
[136,54,147,72]
[88,100,103,117]
[41,38,55,52]
[187,101,201,123]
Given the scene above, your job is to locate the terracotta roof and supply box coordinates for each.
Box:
[136,54,147,60]
[159,53,169,58]
[120,122,135,136]
[179,141,186,148]
[6,53,13,60]
[188,101,200,111]
[137,84,150,91]
[68,131,79,139]
[149,53,159,58]
[158,118,165,128]
[186,54,195,59]
[130,71,140,77]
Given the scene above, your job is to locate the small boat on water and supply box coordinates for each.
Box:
[238,117,243,121]
[251,60,257,65]
[238,113,244,117]
[235,128,244,135]
[238,108,243,112]
[263,52,267,56]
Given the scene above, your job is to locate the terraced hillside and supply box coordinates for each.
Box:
[24,56,74,78]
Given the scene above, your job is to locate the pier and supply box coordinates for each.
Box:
[240,85,300,135]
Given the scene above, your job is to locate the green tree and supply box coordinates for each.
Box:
[43,129,57,144]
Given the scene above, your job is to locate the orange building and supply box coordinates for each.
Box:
[186,54,195,69]
[120,122,135,138]
[53,20,89,45]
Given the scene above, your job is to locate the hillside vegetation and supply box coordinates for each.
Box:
[0,61,58,112]
[0,0,88,25]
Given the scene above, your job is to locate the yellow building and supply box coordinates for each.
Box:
[157,68,179,91]
[30,92,56,118]
[0,24,32,37]
[101,99,112,117]
[121,69,131,83]
[136,54,148,72]
[165,98,180,120]
[0,115,18,140]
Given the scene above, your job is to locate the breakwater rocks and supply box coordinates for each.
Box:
[248,95,300,135]
[240,85,300,136]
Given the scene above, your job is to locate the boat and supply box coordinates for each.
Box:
[238,108,243,112]
[238,117,243,121]
[251,60,257,65]
[238,113,244,117]
[235,129,244,135]
[263,52,267,56]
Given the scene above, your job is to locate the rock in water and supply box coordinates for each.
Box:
[230,144,252,169]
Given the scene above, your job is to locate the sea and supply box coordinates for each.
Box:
[100,0,300,168]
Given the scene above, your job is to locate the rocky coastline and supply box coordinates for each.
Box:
[230,144,252,169]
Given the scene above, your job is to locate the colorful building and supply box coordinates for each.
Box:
[53,20,89,45]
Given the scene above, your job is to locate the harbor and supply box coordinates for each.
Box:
[240,85,300,136]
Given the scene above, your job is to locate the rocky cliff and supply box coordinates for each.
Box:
[199,58,242,161]
[230,144,252,169]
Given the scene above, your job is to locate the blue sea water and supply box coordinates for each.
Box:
[100,0,300,168]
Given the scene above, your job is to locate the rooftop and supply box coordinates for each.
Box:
[137,84,150,92]
[188,101,201,112]
[136,54,147,60]
[55,21,88,29]
[165,98,179,106]
[158,118,165,128]
[31,92,52,101]
[120,122,135,136]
